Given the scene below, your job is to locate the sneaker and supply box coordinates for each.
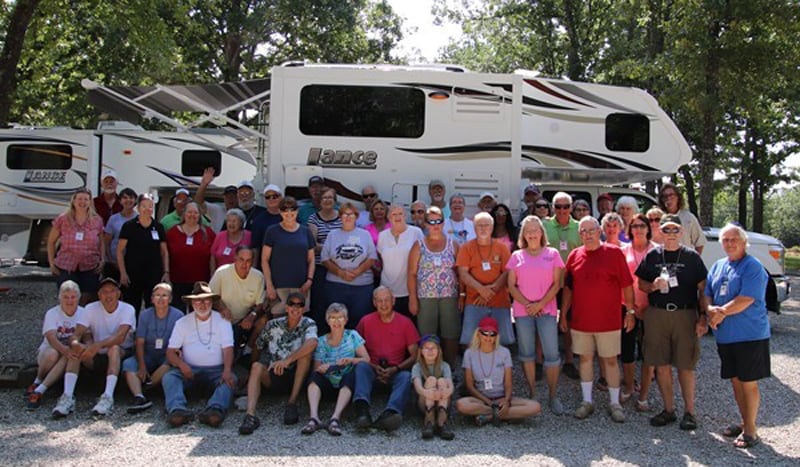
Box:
[354,400,372,430]
[92,394,114,416]
[596,377,608,391]
[127,395,153,414]
[562,363,579,380]
[238,414,261,435]
[635,399,651,412]
[234,395,248,411]
[549,397,565,416]
[198,407,225,427]
[283,402,299,425]
[167,408,194,427]
[574,401,595,420]
[52,394,75,419]
[679,412,698,431]
[650,409,677,427]
[375,410,403,432]
[26,392,43,410]
[609,403,626,423]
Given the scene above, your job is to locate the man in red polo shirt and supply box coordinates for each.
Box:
[93,169,122,225]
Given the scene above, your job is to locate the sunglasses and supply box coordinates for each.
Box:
[554,204,571,210]
[630,223,648,229]
[479,330,498,337]
[287,301,305,308]
[265,194,280,200]
[661,227,680,234]
[427,218,444,225]
[649,218,661,223]
[362,193,377,199]
[535,203,549,208]
[411,209,425,214]
[280,207,298,212]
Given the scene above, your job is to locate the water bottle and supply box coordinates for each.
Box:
[659,267,670,294]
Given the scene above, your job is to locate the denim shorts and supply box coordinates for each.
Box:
[515,314,560,366]
[122,352,166,374]
[460,305,515,346]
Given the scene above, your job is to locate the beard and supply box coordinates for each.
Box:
[195,309,212,320]
[239,199,254,211]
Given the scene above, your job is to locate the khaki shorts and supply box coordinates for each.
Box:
[571,330,621,358]
[643,307,699,370]
[270,288,310,317]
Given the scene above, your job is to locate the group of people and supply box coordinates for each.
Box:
[32,172,770,448]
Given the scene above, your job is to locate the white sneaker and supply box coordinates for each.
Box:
[52,394,75,418]
[92,394,114,416]
[235,395,248,411]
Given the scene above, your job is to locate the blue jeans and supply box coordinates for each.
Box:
[353,362,412,414]
[162,365,236,413]
[460,305,516,346]
[515,315,561,366]
[324,281,374,330]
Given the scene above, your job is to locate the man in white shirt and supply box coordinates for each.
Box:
[53,277,136,418]
[162,282,236,428]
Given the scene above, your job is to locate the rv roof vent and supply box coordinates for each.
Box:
[96,121,144,131]
[280,60,307,67]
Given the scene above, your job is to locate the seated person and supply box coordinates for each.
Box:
[53,277,135,418]
[26,280,85,410]
[352,286,419,432]
[242,292,317,430]
[456,317,541,425]
[162,282,236,428]
[297,303,370,437]
[412,334,455,440]
[121,283,183,414]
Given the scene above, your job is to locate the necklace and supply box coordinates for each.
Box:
[477,349,496,381]
[195,313,213,348]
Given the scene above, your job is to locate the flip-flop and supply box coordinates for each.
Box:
[722,424,743,438]
[733,433,760,449]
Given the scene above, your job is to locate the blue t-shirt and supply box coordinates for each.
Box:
[104,211,137,264]
[136,306,183,360]
[263,224,315,288]
[249,210,282,253]
[314,329,365,387]
[705,254,770,344]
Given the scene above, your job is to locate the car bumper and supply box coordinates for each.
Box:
[774,275,790,303]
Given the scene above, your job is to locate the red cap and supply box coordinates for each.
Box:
[598,192,613,202]
[478,317,499,333]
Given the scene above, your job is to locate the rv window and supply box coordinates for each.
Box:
[605,114,649,152]
[181,150,221,176]
[7,144,72,170]
[299,85,425,138]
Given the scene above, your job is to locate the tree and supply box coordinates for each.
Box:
[0,0,41,126]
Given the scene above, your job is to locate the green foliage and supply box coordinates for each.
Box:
[766,186,800,248]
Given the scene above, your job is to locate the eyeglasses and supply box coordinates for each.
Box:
[495,210,508,216]
[475,223,493,228]
[648,218,661,223]
[280,207,298,212]
[427,218,444,225]
[535,203,549,208]
[411,209,425,214]
[265,194,280,200]
[630,223,648,230]
[327,316,346,322]
[554,204,571,210]
[579,227,600,235]
[660,227,680,234]
[479,330,498,337]
[342,212,356,217]
[287,301,305,308]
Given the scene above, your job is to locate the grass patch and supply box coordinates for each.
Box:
[786,251,800,273]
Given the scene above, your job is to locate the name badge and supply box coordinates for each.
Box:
[433,257,442,267]
[154,338,164,350]
[75,232,84,241]
[483,378,493,390]
[482,261,491,271]
[668,275,679,287]
[559,240,568,251]
[151,230,160,241]
[222,247,232,256]
[186,235,194,246]
[719,280,728,296]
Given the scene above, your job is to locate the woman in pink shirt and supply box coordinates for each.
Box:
[47,188,105,305]
[209,208,251,271]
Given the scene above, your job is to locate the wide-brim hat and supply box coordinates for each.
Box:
[182,281,220,302]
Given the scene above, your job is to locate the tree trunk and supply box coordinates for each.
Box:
[697,18,722,227]
[562,0,584,80]
[0,0,42,126]
[751,128,765,233]
[738,120,752,227]
[679,166,698,216]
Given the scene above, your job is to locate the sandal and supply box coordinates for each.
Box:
[722,424,743,438]
[326,418,342,436]
[475,414,493,426]
[301,418,321,435]
[679,412,698,431]
[733,433,760,449]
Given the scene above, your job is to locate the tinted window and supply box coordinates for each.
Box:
[605,113,649,152]
[300,85,425,138]
[181,150,221,176]
[7,144,72,170]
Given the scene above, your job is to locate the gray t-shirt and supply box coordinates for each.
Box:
[136,306,183,361]
[462,347,512,399]
[320,227,377,287]
[411,361,452,381]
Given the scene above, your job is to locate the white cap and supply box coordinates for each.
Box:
[175,188,190,196]
[263,184,282,195]
[101,169,117,181]
[238,180,254,190]
[479,191,496,201]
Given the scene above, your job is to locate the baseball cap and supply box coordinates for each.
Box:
[524,183,540,195]
[223,185,237,194]
[598,192,614,202]
[101,169,117,181]
[478,316,499,333]
[175,188,190,197]
[479,191,496,201]
[263,184,282,195]
[238,180,254,190]
[429,179,445,189]
[98,277,120,289]
[660,214,682,227]
[308,176,324,186]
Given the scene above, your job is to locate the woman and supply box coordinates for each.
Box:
[47,188,105,305]
[646,207,665,244]
[308,188,343,326]
[506,216,565,415]
[412,334,455,440]
[615,196,639,242]
[621,213,657,410]
[490,203,516,251]
[121,282,183,413]
[408,206,460,368]
[321,203,376,331]
[377,204,424,318]
[261,196,315,317]
[705,224,771,449]
[455,317,541,425]
[534,199,551,220]
[302,303,370,436]
[118,193,169,312]
[166,202,216,309]
[572,199,591,221]
[210,208,251,271]
[602,212,626,247]
[103,187,137,280]
[365,199,389,246]
[658,183,705,253]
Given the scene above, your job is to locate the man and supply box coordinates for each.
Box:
[544,191,582,379]
[517,183,542,225]
[456,212,513,346]
[353,286,419,432]
[444,194,475,244]
[299,175,325,224]
[53,277,136,418]
[356,184,380,228]
[208,246,267,358]
[194,167,238,232]
[478,192,497,213]
[242,292,317,432]
[162,282,236,428]
[635,214,708,430]
[428,179,451,218]
[249,184,283,265]
[409,200,428,233]
[561,217,636,423]
[160,188,211,231]
[94,168,122,225]
[597,192,614,219]
[657,183,706,254]
[236,180,266,231]
[26,280,84,410]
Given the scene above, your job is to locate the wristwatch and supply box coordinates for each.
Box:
[626,308,635,316]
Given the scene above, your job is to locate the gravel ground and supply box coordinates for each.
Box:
[1,266,799,466]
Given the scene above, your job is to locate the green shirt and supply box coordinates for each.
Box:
[159,210,211,231]
[544,217,581,263]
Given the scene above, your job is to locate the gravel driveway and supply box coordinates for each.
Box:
[1,266,798,466]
